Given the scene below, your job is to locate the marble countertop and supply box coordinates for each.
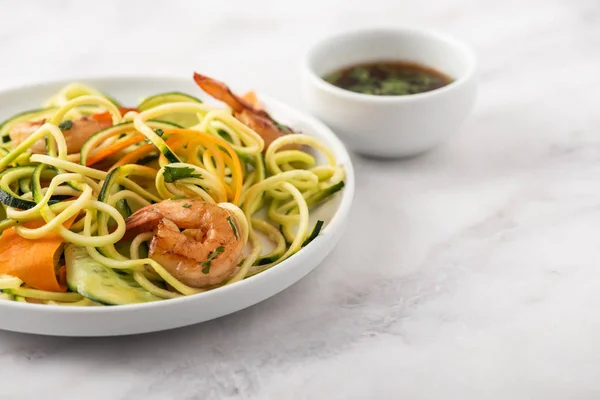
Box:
[1,0,600,398]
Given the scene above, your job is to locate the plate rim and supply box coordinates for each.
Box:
[0,74,355,315]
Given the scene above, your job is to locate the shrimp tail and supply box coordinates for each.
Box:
[193,72,297,150]
[124,206,164,239]
[193,72,249,113]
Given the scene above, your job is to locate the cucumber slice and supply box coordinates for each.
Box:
[138,92,203,128]
[138,92,202,110]
[3,287,83,302]
[0,107,58,139]
[65,244,162,305]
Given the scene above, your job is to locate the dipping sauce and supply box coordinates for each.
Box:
[323,60,453,96]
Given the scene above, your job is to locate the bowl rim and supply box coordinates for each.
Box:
[302,26,478,103]
[0,74,356,314]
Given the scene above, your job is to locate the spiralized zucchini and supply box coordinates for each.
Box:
[0,80,345,306]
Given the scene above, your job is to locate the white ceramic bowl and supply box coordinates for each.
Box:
[301,27,478,158]
[0,76,355,337]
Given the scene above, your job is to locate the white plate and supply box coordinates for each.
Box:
[0,76,355,337]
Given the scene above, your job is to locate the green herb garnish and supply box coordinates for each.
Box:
[163,166,202,183]
[349,67,370,81]
[200,246,225,274]
[182,203,191,208]
[155,128,164,136]
[227,216,238,240]
[58,120,73,130]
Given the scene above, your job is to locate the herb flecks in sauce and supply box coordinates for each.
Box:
[323,61,452,96]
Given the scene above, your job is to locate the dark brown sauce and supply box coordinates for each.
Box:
[323,60,453,96]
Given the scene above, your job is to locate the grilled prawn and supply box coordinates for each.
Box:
[125,199,245,288]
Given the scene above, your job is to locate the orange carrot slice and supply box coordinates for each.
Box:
[91,107,138,124]
[163,129,243,205]
[109,143,157,170]
[86,134,145,166]
[0,217,76,292]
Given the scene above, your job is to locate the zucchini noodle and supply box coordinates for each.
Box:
[0,77,345,306]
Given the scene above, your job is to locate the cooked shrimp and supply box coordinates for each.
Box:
[9,117,111,154]
[193,72,296,150]
[8,120,45,152]
[125,198,245,288]
[193,73,253,114]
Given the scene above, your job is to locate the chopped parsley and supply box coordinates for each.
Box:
[154,128,164,136]
[182,203,192,208]
[58,120,73,130]
[227,216,238,240]
[200,246,225,274]
[163,166,202,183]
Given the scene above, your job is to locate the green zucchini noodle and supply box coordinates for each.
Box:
[0,78,346,306]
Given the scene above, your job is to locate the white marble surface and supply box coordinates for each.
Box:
[0,0,599,398]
